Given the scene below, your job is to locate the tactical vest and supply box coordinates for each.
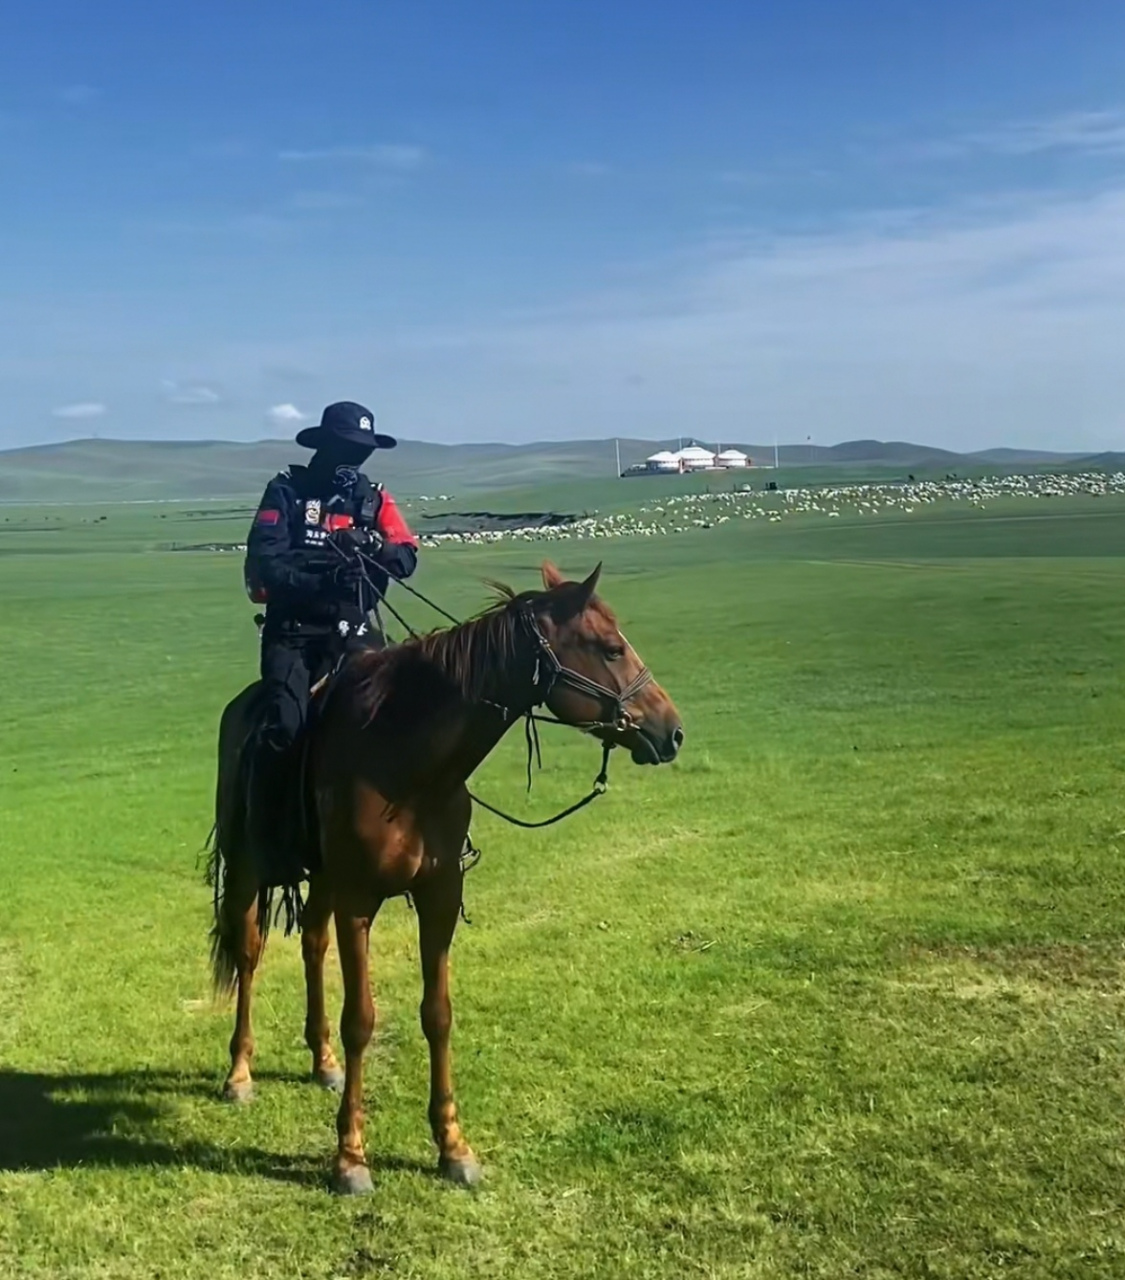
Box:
[244,467,382,605]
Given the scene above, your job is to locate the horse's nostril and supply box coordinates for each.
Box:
[672,726,685,750]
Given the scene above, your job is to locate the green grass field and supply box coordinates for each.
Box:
[2,485,1124,1278]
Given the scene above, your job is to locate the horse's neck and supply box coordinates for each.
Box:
[430,619,539,785]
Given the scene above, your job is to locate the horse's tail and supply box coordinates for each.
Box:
[205,825,237,997]
[207,684,259,997]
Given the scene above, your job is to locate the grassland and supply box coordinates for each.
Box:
[1,484,1124,1278]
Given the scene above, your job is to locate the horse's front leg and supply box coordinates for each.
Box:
[301,873,344,1092]
[332,903,379,1195]
[415,868,481,1186]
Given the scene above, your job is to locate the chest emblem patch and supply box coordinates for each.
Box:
[305,498,322,525]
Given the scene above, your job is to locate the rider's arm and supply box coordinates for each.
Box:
[372,488,418,580]
[245,478,333,604]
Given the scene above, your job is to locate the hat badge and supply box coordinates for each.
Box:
[359,415,372,431]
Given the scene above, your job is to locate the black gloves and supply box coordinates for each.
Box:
[331,526,384,556]
[330,558,365,591]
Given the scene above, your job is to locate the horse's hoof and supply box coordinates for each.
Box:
[333,1163,374,1196]
[222,1080,254,1105]
[439,1154,482,1187]
[314,1066,345,1093]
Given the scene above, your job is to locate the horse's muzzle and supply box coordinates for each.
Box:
[631,722,684,765]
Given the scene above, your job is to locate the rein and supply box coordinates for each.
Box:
[346,546,652,829]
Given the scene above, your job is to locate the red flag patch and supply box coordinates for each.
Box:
[255,508,281,526]
[376,491,418,547]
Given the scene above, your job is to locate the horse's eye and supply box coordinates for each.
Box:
[605,645,625,662]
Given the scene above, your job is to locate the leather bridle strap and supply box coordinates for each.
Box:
[522,609,654,732]
[467,739,612,829]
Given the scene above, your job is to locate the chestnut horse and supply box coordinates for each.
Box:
[207,561,683,1193]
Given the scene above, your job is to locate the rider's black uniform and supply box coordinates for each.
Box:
[240,400,417,878]
[245,461,417,747]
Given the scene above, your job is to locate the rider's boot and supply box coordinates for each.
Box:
[246,733,300,885]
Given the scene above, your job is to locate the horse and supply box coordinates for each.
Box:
[206,560,684,1193]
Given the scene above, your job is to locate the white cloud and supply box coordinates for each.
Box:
[278,144,426,169]
[162,380,221,405]
[346,184,1125,452]
[52,401,106,419]
[267,403,306,424]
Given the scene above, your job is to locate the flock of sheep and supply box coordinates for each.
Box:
[414,471,1125,549]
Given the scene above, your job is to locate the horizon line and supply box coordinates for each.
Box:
[0,434,1101,459]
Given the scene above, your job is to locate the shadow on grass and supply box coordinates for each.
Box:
[0,1067,432,1186]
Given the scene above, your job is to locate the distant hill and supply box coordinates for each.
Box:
[1068,451,1125,469]
[0,436,646,503]
[0,435,1118,502]
[968,447,1087,464]
[817,439,965,466]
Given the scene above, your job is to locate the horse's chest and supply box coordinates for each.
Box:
[350,781,429,885]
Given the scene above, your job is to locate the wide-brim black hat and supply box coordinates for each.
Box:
[295,400,397,451]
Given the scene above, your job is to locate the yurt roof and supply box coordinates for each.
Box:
[717,449,748,460]
[647,450,678,462]
[675,445,715,458]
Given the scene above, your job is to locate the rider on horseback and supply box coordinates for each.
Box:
[243,400,418,879]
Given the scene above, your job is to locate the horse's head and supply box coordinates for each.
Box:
[530,561,684,765]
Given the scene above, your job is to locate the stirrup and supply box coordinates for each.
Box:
[460,833,482,875]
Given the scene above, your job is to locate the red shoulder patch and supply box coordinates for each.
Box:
[375,491,418,547]
[255,508,281,526]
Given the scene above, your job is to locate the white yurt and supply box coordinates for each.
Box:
[716,449,749,469]
[645,450,680,472]
[675,444,717,471]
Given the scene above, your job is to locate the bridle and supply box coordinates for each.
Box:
[521,607,653,735]
[459,607,653,830]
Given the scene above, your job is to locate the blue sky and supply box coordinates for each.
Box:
[3,0,1125,451]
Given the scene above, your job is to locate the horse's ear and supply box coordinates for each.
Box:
[576,562,602,604]
[541,560,566,590]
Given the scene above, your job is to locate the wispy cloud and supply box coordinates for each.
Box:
[52,401,106,419]
[342,183,1125,452]
[969,109,1125,157]
[287,190,361,212]
[192,138,251,160]
[267,403,306,425]
[60,84,99,108]
[905,108,1125,163]
[565,161,611,177]
[137,213,297,244]
[162,380,221,406]
[278,144,426,169]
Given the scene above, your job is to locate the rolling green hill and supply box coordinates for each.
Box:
[0,434,1119,503]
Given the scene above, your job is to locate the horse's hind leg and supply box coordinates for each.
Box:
[301,873,344,1092]
[222,870,263,1104]
[415,867,481,1186]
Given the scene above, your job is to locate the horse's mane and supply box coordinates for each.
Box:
[348,582,541,721]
